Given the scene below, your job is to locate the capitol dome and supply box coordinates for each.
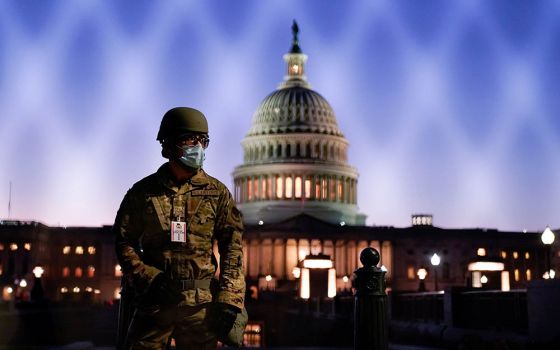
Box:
[233,22,366,226]
[247,87,344,137]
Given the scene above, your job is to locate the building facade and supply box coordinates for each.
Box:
[0,24,557,305]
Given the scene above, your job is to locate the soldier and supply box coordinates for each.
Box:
[114,107,246,350]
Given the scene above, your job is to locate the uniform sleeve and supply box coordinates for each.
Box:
[214,189,246,310]
[114,188,162,292]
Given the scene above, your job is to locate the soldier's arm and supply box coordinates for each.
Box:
[114,188,162,292]
[214,189,246,310]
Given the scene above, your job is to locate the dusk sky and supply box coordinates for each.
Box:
[0,0,559,231]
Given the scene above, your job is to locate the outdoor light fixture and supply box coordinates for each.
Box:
[431,253,441,266]
[292,267,301,279]
[542,226,555,279]
[417,268,428,280]
[265,275,272,282]
[480,275,488,284]
[431,253,441,291]
[19,279,27,288]
[33,266,45,278]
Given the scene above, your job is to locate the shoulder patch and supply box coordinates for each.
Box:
[191,189,221,196]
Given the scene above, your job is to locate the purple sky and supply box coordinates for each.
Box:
[1,0,559,231]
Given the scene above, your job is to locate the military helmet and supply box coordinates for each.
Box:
[157,107,208,142]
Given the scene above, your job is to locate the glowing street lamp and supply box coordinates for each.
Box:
[431,253,441,291]
[32,265,45,302]
[417,268,427,292]
[541,226,555,279]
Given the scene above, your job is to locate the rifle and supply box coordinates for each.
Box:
[116,274,136,350]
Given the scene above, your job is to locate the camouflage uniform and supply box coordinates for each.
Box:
[114,163,245,349]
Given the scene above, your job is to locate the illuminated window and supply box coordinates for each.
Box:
[526,269,532,281]
[266,176,272,199]
[407,266,415,280]
[0,264,3,276]
[525,252,530,259]
[247,178,252,201]
[501,251,507,259]
[315,181,321,199]
[253,177,259,200]
[88,246,96,255]
[276,176,283,199]
[477,248,486,257]
[289,64,300,75]
[514,269,520,282]
[114,287,121,300]
[24,243,31,251]
[329,179,336,201]
[337,180,342,201]
[261,178,267,200]
[62,267,70,277]
[75,246,84,255]
[0,243,4,251]
[294,177,302,198]
[244,322,264,347]
[321,179,327,200]
[87,266,95,278]
[513,251,519,259]
[63,246,71,255]
[9,243,17,251]
[75,267,83,278]
[285,177,293,198]
[115,264,123,277]
[304,179,311,198]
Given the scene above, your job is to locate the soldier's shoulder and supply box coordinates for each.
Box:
[202,171,229,192]
[127,167,165,194]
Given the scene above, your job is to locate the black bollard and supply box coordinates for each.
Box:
[353,247,388,350]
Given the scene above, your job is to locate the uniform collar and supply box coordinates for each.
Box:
[157,163,210,193]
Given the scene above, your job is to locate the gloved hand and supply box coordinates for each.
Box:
[209,303,240,338]
[147,273,184,307]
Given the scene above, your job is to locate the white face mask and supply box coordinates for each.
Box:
[178,144,205,169]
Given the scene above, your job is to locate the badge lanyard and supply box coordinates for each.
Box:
[170,194,187,243]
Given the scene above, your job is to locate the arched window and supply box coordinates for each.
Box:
[323,144,328,160]
[247,178,252,201]
[304,177,312,199]
[286,144,292,157]
[330,145,334,160]
[306,143,311,158]
[337,179,342,201]
[286,177,293,198]
[276,144,282,158]
[253,177,259,200]
[268,144,273,158]
[261,145,266,160]
[276,176,283,198]
[295,177,302,198]
[296,143,301,157]
[315,144,320,158]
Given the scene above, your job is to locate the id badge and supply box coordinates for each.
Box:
[171,221,187,242]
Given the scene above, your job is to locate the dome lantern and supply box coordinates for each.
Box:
[280,20,310,89]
